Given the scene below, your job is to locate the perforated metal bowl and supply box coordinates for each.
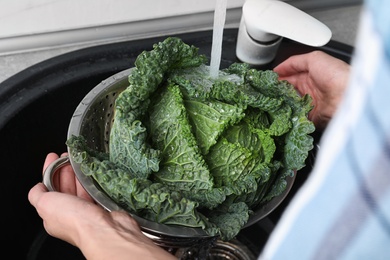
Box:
[43,68,296,247]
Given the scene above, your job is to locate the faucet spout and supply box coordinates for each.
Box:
[236,0,332,65]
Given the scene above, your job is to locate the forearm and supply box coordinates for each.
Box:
[79,237,175,260]
[75,211,176,260]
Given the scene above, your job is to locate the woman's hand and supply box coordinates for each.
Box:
[28,153,175,260]
[274,50,350,129]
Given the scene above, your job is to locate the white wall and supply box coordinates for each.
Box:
[0,0,244,37]
[0,0,246,54]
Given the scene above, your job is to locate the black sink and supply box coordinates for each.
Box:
[0,28,353,259]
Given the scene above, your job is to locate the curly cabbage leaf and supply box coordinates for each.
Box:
[109,38,208,177]
[184,97,245,155]
[149,83,213,192]
[208,202,250,241]
[67,135,216,233]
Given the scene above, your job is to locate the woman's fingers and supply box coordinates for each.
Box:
[41,152,94,202]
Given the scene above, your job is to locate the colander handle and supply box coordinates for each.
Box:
[42,156,70,191]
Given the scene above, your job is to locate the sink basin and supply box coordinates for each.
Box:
[0,28,352,259]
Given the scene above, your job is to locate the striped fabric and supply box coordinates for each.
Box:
[259,1,390,259]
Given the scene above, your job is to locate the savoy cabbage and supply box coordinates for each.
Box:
[67,37,315,241]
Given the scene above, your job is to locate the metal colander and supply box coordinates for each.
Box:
[44,68,296,248]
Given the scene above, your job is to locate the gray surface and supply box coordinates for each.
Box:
[0,5,362,84]
[310,5,362,47]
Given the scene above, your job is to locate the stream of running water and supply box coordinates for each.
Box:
[209,0,227,78]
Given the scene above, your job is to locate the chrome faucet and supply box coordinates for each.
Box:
[236,0,332,65]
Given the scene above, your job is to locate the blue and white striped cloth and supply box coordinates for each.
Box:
[259,0,390,259]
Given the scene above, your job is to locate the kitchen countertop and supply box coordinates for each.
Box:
[0,4,361,84]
